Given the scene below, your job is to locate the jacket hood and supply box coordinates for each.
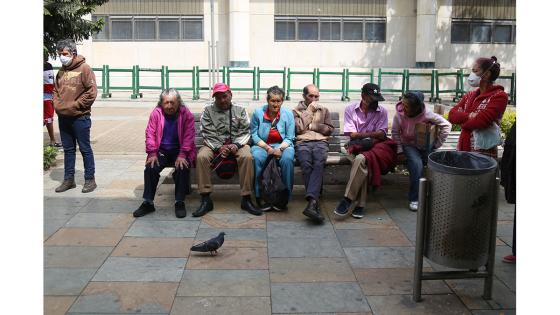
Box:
[62,54,86,71]
[395,101,426,120]
[475,84,505,98]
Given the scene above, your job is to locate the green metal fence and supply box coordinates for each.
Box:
[51,65,516,105]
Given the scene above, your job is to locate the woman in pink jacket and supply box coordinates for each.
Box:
[133,88,197,219]
[392,91,451,211]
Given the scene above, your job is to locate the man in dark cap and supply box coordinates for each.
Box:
[334,83,389,219]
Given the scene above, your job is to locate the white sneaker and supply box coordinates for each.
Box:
[409,201,418,212]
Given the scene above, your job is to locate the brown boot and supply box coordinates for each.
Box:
[82,178,97,193]
[55,179,76,193]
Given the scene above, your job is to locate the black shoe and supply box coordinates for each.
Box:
[351,206,364,219]
[133,201,155,217]
[193,196,213,217]
[175,201,187,218]
[55,179,76,193]
[303,199,324,223]
[334,198,352,216]
[272,204,288,212]
[241,197,263,216]
[256,198,272,211]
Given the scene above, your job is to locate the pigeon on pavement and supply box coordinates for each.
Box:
[190,232,226,255]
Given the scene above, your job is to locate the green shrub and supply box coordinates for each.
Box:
[442,112,462,132]
[44,146,58,170]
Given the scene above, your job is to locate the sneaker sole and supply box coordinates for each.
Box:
[333,210,349,217]
[351,214,364,219]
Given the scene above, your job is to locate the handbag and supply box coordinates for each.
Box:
[211,107,238,179]
[473,122,502,150]
[259,155,289,209]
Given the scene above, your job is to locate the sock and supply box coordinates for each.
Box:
[144,199,154,205]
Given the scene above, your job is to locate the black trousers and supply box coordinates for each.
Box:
[295,141,328,200]
[143,149,191,202]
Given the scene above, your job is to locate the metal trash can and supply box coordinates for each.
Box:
[425,151,498,269]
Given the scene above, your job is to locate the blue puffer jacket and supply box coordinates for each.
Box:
[250,105,295,146]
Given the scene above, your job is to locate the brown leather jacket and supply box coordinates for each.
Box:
[53,55,97,117]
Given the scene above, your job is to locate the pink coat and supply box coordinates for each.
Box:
[391,101,451,153]
[145,105,197,166]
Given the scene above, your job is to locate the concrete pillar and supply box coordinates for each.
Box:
[228,0,250,67]
[415,0,437,68]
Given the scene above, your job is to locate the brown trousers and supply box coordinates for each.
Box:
[344,154,368,207]
[196,145,254,196]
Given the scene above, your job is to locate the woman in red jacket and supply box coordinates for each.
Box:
[448,56,508,159]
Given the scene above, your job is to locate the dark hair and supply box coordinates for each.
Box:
[402,91,425,117]
[56,39,77,55]
[476,56,501,82]
[267,85,285,101]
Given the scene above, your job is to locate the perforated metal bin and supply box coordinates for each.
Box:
[424,151,498,269]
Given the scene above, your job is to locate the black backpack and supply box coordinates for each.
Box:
[259,155,289,209]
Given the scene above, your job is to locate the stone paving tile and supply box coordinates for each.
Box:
[196,228,267,242]
[68,282,178,314]
[44,268,98,295]
[446,278,516,310]
[344,247,416,268]
[44,296,77,315]
[92,257,187,282]
[493,246,516,292]
[327,207,397,230]
[271,283,371,313]
[367,294,471,315]
[265,208,318,222]
[187,247,268,269]
[497,222,514,237]
[81,198,142,213]
[44,197,92,211]
[45,228,127,246]
[107,178,145,190]
[44,219,70,241]
[112,237,193,258]
[353,268,451,295]
[177,270,270,296]
[268,237,345,258]
[267,221,337,238]
[471,310,516,315]
[136,203,202,221]
[125,220,200,238]
[201,213,266,228]
[170,296,271,315]
[335,228,412,247]
[44,206,82,221]
[63,213,134,229]
[270,257,355,283]
[44,246,113,268]
[498,236,512,247]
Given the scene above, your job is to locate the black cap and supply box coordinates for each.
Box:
[361,83,385,102]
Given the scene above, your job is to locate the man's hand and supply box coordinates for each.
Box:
[219,145,231,158]
[370,130,386,140]
[307,101,320,113]
[227,144,239,155]
[146,156,159,168]
[175,157,189,170]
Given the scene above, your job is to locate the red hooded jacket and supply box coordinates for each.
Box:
[448,85,508,152]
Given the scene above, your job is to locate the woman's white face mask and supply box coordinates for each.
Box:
[467,72,482,87]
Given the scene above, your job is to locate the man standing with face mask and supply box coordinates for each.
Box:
[53,39,98,193]
[334,83,389,219]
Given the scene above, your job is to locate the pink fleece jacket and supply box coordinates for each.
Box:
[145,105,197,166]
[391,101,451,154]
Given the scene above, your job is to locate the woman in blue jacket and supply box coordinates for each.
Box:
[251,85,295,210]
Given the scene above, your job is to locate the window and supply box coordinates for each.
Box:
[159,19,180,40]
[274,16,386,42]
[275,19,296,41]
[298,20,319,41]
[135,18,156,40]
[320,20,341,40]
[451,19,515,44]
[92,15,203,41]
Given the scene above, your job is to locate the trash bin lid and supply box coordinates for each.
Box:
[428,151,497,175]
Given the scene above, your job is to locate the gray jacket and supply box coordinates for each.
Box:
[200,102,251,150]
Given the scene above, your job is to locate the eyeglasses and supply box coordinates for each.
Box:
[306,94,320,98]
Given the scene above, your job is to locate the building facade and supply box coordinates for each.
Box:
[80,0,516,69]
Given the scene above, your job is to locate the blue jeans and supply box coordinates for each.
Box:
[58,115,95,180]
[402,145,430,202]
[251,144,294,198]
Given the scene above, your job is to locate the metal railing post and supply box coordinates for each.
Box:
[164,66,170,90]
[402,69,408,95]
[252,66,258,100]
[377,68,382,89]
[160,65,165,91]
[286,68,291,100]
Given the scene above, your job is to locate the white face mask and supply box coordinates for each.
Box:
[467,72,482,87]
[59,54,73,66]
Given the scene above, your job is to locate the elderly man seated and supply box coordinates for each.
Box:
[133,88,197,218]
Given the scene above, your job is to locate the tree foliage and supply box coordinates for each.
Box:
[44,0,109,56]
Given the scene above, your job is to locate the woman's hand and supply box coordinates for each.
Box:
[146,156,159,168]
[272,148,282,157]
[175,157,189,170]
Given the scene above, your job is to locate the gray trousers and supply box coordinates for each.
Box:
[295,141,328,200]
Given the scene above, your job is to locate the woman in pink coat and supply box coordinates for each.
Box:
[391,91,451,211]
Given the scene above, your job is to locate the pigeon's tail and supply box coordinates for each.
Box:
[190,243,209,252]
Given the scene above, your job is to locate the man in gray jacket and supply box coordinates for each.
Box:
[194,83,261,217]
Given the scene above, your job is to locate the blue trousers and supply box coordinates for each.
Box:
[402,145,430,202]
[251,144,294,198]
[295,141,328,200]
[58,115,95,180]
